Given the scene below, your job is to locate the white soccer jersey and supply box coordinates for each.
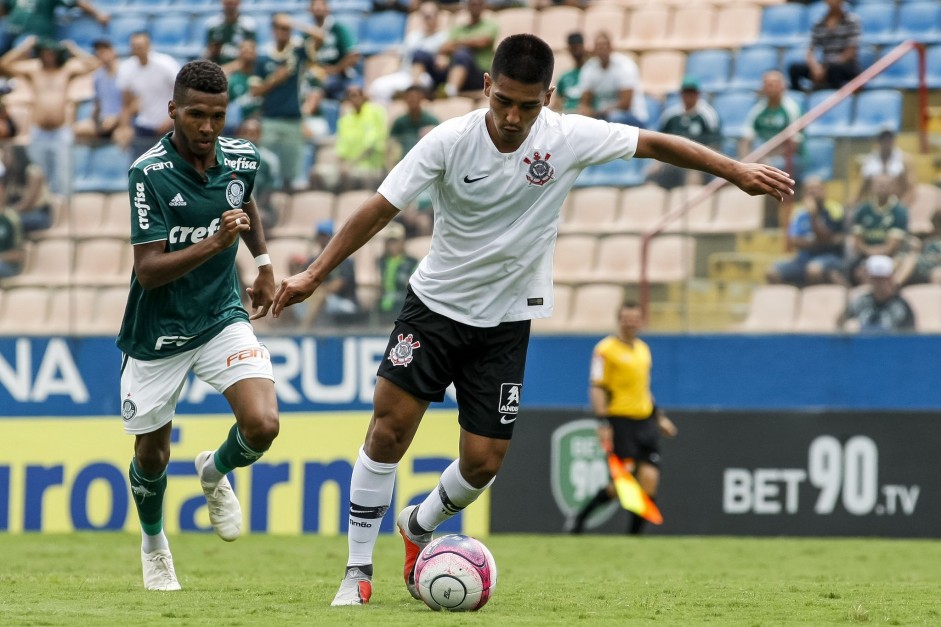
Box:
[377,107,638,327]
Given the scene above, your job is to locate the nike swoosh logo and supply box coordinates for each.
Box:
[463,174,489,183]
[500,415,517,424]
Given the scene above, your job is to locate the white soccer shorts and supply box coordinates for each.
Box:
[120,321,274,435]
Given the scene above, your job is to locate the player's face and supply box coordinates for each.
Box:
[484,73,552,152]
[169,90,228,158]
[618,306,643,339]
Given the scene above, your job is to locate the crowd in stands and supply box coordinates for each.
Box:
[0,0,936,334]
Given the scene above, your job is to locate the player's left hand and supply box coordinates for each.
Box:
[271,270,321,318]
[657,413,678,438]
[732,162,795,202]
[246,266,275,320]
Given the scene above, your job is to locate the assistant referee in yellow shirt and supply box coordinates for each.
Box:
[570,301,677,534]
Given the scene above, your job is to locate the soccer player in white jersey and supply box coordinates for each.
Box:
[272,34,794,606]
[117,60,279,591]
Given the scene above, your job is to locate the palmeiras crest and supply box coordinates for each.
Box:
[389,333,421,367]
[226,178,246,208]
[524,150,554,186]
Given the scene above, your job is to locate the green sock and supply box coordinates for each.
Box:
[128,458,166,537]
[215,424,265,474]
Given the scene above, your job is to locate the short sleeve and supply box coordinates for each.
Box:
[128,168,168,244]
[563,114,639,168]
[376,122,449,209]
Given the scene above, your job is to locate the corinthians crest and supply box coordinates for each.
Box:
[523,150,554,186]
[389,333,421,367]
[226,178,246,208]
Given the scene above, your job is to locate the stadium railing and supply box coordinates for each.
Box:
[638,39,931,321]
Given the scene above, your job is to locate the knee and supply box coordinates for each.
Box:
[458,454,503,488]
[241,410,280,451]
[364,421,409,461]
[134,442,170,475]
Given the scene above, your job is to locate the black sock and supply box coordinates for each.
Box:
[408,505,431,537]
[628,496,655,535]
[573,487,613,532]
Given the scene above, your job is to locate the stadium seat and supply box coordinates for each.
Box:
[567,283,625,333]
[855,3,898,47]
[647,235,694,283]
[662,5,716,51]
[592,234,641,282]
[562,187,621,234]
[535,6,584,51]
[793,284,846,333]
[67,192,109,239]
[61,15,108,50]
[616,184,668,233]
[72,238,129,286]
[335,190,373,226]
[265,238,313,285]
[894,1,941,46]
[900,284,941,332]
[404,234,432,260]
[351,237,383,289]
[100,193,132,239]
[926,45,941,88]
[711,91,758,138]
[334,13,364,45]
[906,183,940,235]
[530,284,573,334]
[757,3,808,48]
[77,285,129,336]
[711,3,763,49]
[638,50,685,97]
[644,95,662,129]
[107,15,149,54]
[662,184,713,233]
[741,284,799,332]
[494,7,536,40]
[357,11,407,56]
[74,145,132,193]
[805,1,829,29]
[846,89,902,137]
[867,50,920,90]
[727,46,780,92]
[4,239,74,288]
[574,158,646,188]
[150,14,199,58]
[802,137,835,181]
[552,234,598,284]
[804,90,853,137]
[683,49,732,94]
[710,186,763,233]
[0,287,51,334]
[618,5,671,52]
[582,5,628,42]
[424,97,476,122]
[46,287,99,335]
[268,191,334,240]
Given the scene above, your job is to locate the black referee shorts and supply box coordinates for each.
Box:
[377,288,531,440]
[608,412,661,468]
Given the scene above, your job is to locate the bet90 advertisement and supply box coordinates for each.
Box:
[0,411,489,536]
[493,410,939,537]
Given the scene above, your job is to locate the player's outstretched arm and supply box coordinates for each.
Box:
[239,197,275,320]
[272,192,399,318]
[634,129,795,201]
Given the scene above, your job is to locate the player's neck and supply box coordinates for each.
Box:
[170,133,217,175]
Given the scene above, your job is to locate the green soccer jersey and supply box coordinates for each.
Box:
[5,0,76,38]
[116,134,259,361]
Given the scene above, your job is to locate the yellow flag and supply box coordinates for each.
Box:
[606,453,663,525]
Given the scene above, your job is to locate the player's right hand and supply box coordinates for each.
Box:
[217,209,250,247]
[272,270,320,318]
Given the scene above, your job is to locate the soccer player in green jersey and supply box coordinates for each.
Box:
[116,60,279,591]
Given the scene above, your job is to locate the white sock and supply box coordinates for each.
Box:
[416,459,493,532]
[199,452,224,484]
[347,446,397,567]
[141,529,169,553]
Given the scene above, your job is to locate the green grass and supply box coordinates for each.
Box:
[1,534,940,626]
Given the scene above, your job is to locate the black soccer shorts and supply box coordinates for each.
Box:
[376,288,531,440]
[608,413,661,468]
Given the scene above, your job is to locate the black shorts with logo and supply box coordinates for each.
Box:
[608,412,661,468]
[377,288,531,440]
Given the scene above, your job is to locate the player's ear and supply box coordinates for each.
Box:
[168,100,176,119]
[543,86,554,107]
[483,73,492,98]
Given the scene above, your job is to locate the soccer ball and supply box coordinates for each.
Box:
[414,534,497,611]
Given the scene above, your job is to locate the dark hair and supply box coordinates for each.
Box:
[490,34,554,90]
[620,300,640,311]
[129,30,149,41]
[173,60,228,103]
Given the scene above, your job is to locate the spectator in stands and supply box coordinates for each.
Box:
[74,39,122,144]
[895,210,941,287]
[367,1,447,105]
[849,173,909,284]
[0,98,17,140]
[296,0,360,101]
[840,254,915,333]
[293,220,361,328]
[577,31,648,128]
[412,0,498,98]
[236,117,280,232]
[251,13,308,190]
[311,83,387,192]
[377,221,418,323]
[767,176,845,287]
[0,144,53,233]
[854,126,915,207]
[788,0,861,91]
[0,37,99,195]
[389,85,439,161]
[0,208,23,278]
[116,31,180,158]
[222,39,261,134]
[550,32,587,114]
[646,76,721,190]
[0,0,109,56]
[739,70,802,167]
[204,0,257,66]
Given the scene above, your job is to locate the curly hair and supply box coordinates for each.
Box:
[173,60,228,103]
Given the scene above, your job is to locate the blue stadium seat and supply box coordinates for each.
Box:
[801,137,834,181]
[684,49,732,94]
[926,45,941,88]
[727,46,779,92]
[59,15,108,50]
[781,45,809,81]
[855,3,898,46]
[74,145,132,193]
[574,158,646,188]
[330,0,373,13]
[357,11,406,56]
[319,99,341,135]
[867,49,920,89]
[333,12,363,45]
[847,89,902,137]
[711,91,758,138]
[150,14,199,58]
[107,15,148,54]
[758,4,808,47]
[806,1,829,27]
[895,2,941,46]
[644,94,661,127]
[804,90,853,137]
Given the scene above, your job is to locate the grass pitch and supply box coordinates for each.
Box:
[1,533,939,626]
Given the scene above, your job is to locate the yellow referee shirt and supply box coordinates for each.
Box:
[589,335,654,419]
